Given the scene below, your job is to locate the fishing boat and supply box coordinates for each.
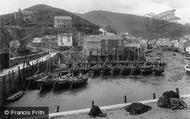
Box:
[92,64,102,76]
[140,65,153,76]
[112,65,121,76]
[93,68,102,76]
[131,66,141,75]
[153,66,164,76]
[53,75,72,91]
[26,72,46,89]
[6,91,24,103]
[71,69,80,76]
[37,73,58,91]
[102,65,112,76]
[121,66,131,76]
[69,74,88,89]
[185,64,190,73]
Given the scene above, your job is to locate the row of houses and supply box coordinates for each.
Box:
[83,34,146,61]
[155,35,190,53]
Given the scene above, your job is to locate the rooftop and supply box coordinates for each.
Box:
[84,35,122,41]
[54,16,72,20]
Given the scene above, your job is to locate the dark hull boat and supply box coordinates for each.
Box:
[71,69,80,76]
[140,66,153,76]
[6,91,24,103]
[26,73,46,89]
[121,66,131,76]
[93,68,102,76]
[131,66,141,75]
[69,76,88,89]
[40,81,54,92]
[53,76,71,91]
[79,68,89,74]
[53,81,70,91]
[153,67,164,76]
[37,73,58,92]
[112,67,121,76]
[102,67,111,76]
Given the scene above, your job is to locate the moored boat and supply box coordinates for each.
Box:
[37,73,59,91]
[102,66,112,76]
[6,91,24,103]
[121,66,131,76]
[131,66,141,75]
[140,66,153,76]
[112,66,121,76]
[69,74,88,89]
[26,72,46,89]
[53,75,71,91]
[153,66,164,76]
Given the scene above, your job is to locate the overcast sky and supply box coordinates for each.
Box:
[0,0,190,24]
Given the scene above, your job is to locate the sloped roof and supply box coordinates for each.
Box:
[84,35,122,41]
[54,16,72,20]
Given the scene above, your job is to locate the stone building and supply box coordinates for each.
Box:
[83,35,123,56]
[54,16,72,29]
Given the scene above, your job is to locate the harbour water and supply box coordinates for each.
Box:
[8,73,190,113]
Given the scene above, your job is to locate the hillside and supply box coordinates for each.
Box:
[80,10,145,33]
[80,10,190,38]
[0,4,100,36]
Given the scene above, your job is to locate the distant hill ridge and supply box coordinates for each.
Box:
[79,10,190,38]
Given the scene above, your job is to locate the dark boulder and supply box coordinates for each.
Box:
[89,105,106,117]
[124,102,151,115]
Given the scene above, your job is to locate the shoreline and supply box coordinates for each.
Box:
[50,94,190,119]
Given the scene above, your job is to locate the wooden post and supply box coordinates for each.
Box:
[124,96,127,103]
[18,66,21,80]
[52,82,56,92]
[56,105,60,112]
[153,93,156,99]
[11,70,14,81]
[91,101,94,107]
[11,70,15,89]
[176,88,179,95]
[8,71,12,89]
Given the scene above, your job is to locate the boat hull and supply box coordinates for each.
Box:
[70,78,88,89]
[121,67,131,76]
[112,68,121,76]
[6,91,24,103]
[141,67,153,76]
[131,67,141,75]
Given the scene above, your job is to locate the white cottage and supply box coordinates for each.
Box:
[57,33,73,46]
